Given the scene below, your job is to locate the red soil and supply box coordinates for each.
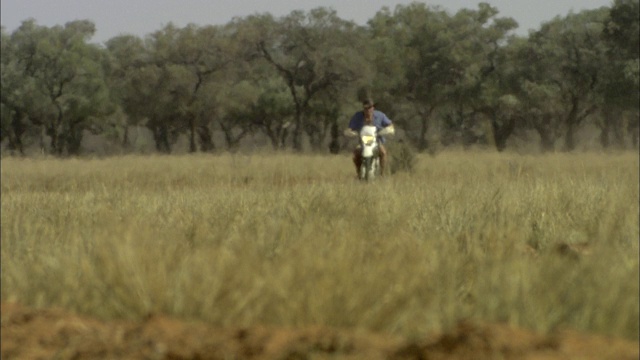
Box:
[2,302,638,360]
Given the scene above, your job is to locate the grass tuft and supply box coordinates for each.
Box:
[1,151,638,340]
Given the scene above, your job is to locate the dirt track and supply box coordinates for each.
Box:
[2,302,638,360]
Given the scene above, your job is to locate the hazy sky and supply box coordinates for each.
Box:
[1,0,613,43]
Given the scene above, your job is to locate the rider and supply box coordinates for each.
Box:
[348,99,393,177]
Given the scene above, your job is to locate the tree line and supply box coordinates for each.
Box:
[1,0,638,156]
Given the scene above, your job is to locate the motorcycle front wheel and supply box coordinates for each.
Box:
[362,157,377,181]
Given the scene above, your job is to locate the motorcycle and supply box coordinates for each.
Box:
[344,124,395,181]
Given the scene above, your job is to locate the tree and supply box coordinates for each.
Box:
[368,3,518,152]
[223,75,294,150]
[107,31,178,153]
[106,23,234,153]
[4,19,112,155]
[450,4,520,151]
[103,34,147,150]
[368,4,454,151]
[236,8,369,151]
[524,9,609,151]
[1,27,30,154]
[599,0,639,148]
[162,24,235,152]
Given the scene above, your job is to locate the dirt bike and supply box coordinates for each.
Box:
[344,124,395,181]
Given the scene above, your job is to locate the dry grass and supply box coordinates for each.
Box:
[1,151,638,340]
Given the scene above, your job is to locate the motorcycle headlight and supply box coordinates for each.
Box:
[361,135,375,146]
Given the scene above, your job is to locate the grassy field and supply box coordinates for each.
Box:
[1,151,638,340]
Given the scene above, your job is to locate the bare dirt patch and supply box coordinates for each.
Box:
[2,302,638,360]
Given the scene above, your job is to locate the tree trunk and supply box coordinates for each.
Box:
[188,119,197,153]
[65,121,84,155]
[152,124,171,153]
[599,121,611,148]
[535,124,556,153]
[533,114,557,153]
[329,120,340,154]
[417,105,438,153]
[305,120,329,152]
[122,125,130,149]
[564,98,595,152]
[292,113,303,152]
[39,125,47,154]
[4,131,21,156]
[10,111,26,155]
[263,123,289,151]
[197,125,215,152]
[418,117,430,152]
[598,107,629,150]
[564,120,578,152]
[540,132,555,152]
[49,106,66,155]
[492,116,516,152]
[630,111,640,149]
[264,128,280,150]
[613,112,628,149]
[48,125,63,155]
[564,102,579,152]
[280,126,289,149]
[219,122,251,151]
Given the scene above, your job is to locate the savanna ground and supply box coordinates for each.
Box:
[1,150,639,359]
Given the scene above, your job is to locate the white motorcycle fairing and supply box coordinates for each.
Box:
[359,125,378,158]
[344,124,394,181]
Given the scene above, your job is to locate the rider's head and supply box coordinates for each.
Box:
[362,99,375,122]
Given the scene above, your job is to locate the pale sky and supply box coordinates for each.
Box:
[1,0,614,43]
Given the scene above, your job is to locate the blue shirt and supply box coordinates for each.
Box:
[348,110,393,144]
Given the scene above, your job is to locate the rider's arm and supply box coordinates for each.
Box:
[375,112,394,140]
[381,112,392,127]
[348,112,362,131]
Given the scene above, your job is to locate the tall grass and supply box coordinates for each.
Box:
[1,151,638,340]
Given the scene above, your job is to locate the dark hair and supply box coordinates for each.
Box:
[362,99,375,107]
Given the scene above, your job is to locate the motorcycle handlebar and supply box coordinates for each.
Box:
[343,125,395,137]
[343,129,358,137]
[378,125,395,136]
